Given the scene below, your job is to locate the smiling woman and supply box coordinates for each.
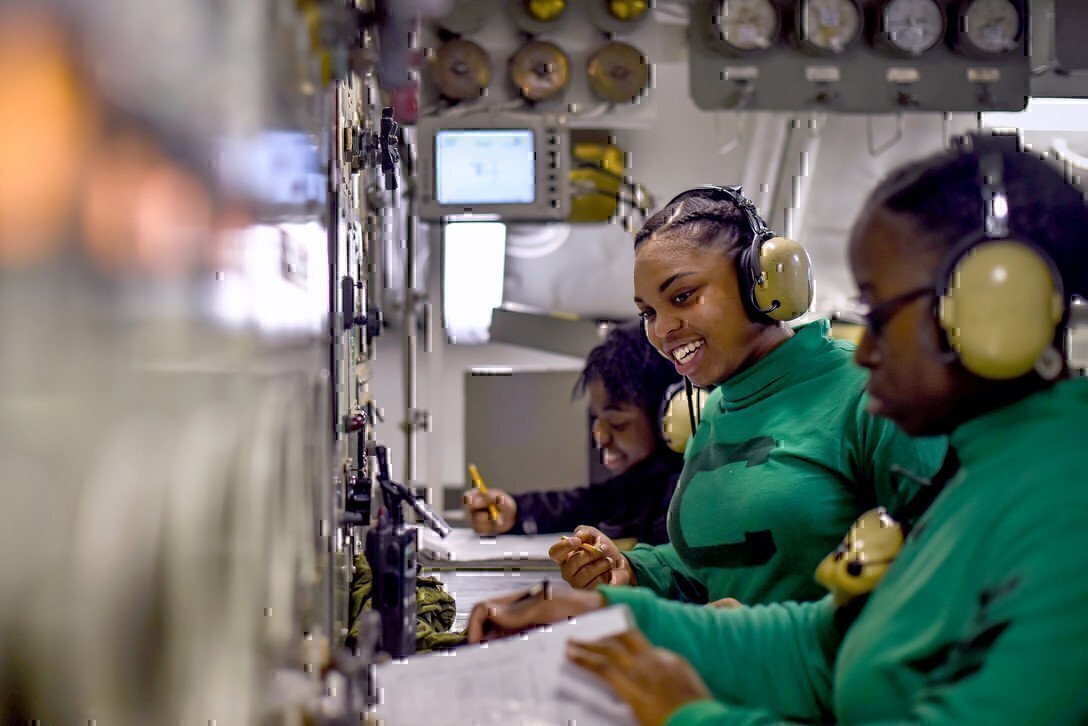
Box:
[633,228,787,388]
[462,323,684,545]
[550,185,947,606]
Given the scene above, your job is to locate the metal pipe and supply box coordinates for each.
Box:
[402,190,417,489]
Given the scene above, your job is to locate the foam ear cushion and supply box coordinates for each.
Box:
[938,241,1064,379]
[752,237,814,322]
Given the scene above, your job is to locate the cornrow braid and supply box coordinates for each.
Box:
[634,195,750,261]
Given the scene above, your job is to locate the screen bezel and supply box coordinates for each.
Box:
[417,113,568,221]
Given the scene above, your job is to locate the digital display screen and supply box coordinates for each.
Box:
[434,129,536,205]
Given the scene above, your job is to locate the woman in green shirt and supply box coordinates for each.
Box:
[550,185,945,607]
[469,134,1088,724]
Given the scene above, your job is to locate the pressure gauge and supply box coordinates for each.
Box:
[508,41,570,101]
[715,0,779,53]
[957,0,1022,55]
[880,0,944,56]
[799,0,861,54]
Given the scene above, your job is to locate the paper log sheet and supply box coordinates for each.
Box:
[418,527,562,566]
[370,605,636,725]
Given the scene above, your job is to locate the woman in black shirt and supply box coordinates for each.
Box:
[463,323,683,545]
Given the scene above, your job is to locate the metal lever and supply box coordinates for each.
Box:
[374,445,451,538]
[379,107,400,191]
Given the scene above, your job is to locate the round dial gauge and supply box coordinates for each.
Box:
[716,0,778,53]
[800,0,861,54]
[960,0,1021,55]
[587,42,650,103]
[508,41,570,101]
[432,39,492,101]
[881,0,944,56]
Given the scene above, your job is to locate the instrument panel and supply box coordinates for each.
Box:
[690,0,1030,112]
[423,0,655,120]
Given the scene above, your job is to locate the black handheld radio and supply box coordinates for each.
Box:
[365,445,451,658]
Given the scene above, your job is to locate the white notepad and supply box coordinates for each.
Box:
[418,527,564,569]
[370,605,636,725]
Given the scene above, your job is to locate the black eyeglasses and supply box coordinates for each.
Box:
[858,287,934,338]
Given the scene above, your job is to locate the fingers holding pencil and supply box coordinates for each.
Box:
[560,535,606,557]
[468,464,499,521]
[550,526,637,590]
[466,585,606,644]
[463,485,517,535]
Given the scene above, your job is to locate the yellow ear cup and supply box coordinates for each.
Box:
[660,386,704,454]
[815,508,904,607]
[938,241,1065,380]
[753,236,814,322]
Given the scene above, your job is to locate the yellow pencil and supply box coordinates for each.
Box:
[468,463,500,521]
[561,535,604,557]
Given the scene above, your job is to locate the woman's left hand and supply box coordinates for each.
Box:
[567,629,712,726]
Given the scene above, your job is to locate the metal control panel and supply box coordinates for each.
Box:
[689,0,1031,113]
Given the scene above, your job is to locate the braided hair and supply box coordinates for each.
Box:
[634,193,750,260]
[574,322,681,444]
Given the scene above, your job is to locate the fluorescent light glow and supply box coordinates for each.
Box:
[983,98,1088,132]
[208,222,328,336]
[443,221,507,344]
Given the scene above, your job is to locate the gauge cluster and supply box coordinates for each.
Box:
[690,0,1029,112]
[423,0,655,120]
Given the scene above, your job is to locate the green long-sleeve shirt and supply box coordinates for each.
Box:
[602,377,1088,723]
[625,319,946,605]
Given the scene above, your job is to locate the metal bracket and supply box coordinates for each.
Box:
[400,408,430,434]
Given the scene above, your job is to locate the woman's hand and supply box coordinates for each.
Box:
[465,585,605,643]
[568,629,712,726]
[462,487,517,535]
[548,525,638,589]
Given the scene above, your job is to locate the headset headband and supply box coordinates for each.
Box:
[980,151,1011,240]
[956,132,1020,238]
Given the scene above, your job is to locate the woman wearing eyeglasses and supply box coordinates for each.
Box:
[548,183,946,607]
[469,134,1088,724]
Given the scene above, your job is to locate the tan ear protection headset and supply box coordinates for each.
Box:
[663,185,815,323]
[935,136,1066,381]
[815,507,905,606]
[659,380,707,454]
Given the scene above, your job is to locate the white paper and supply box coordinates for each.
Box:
[370,606,636,725]
[419,527,563,567]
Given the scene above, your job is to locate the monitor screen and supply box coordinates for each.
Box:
[434,129,536,205]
